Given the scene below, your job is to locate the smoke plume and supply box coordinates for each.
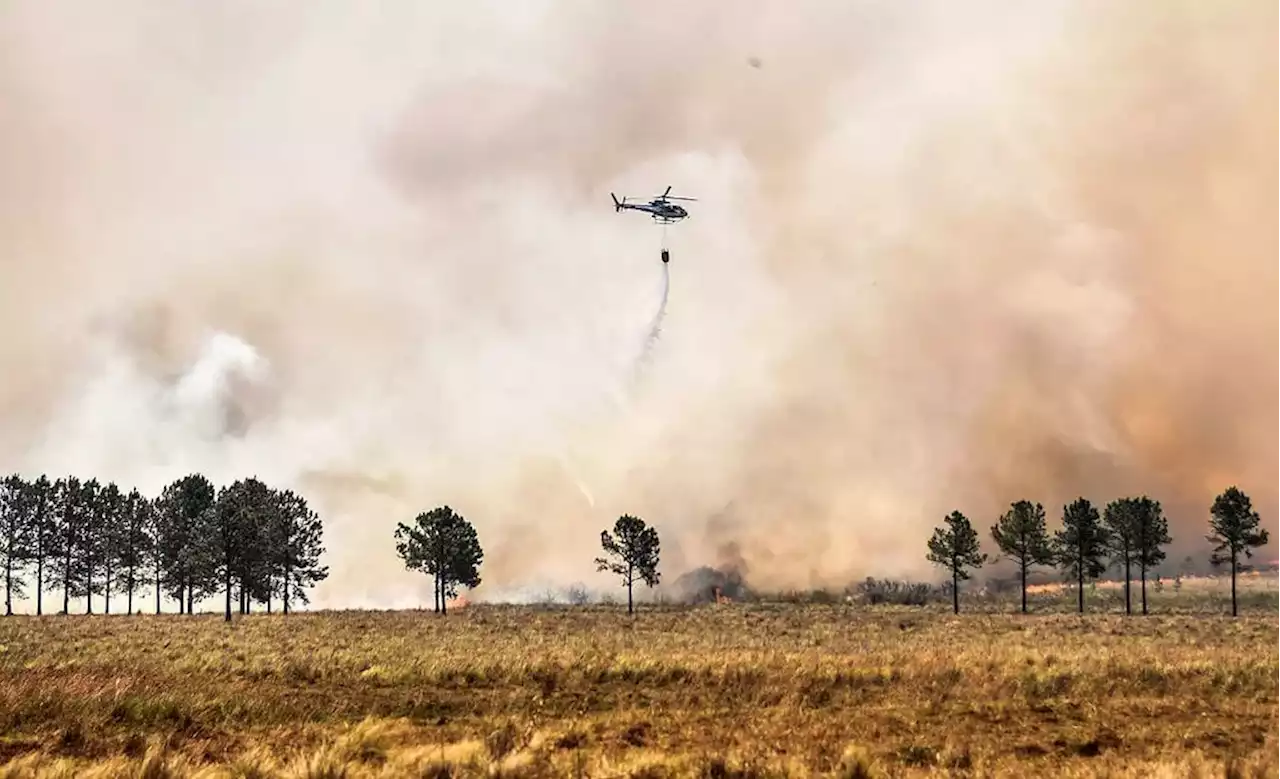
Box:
[0,1,1273,606]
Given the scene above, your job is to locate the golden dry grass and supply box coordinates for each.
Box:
[0,599,1276,778]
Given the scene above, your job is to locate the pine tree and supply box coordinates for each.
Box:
[927,510,987,614]
[594,514,661,616]
[1207,486,1269,617]
[76,479,105,614]
[1102,498,1138,615]
[155,474,217,614]
[1129,496,1170,615]
[989,500,1054,613]
[272,489,328,614]
[49,477,85,615]
[213,478,272,623]
[116,489,155,615]
[0,475,34,616]
[97,482,128,614]
[395,506,483,615]
[25,476,55,615]
[231,482,269,615]
[149,496,164,615]
[1054,497,1110,614]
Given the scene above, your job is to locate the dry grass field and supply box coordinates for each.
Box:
[0,587,1275,778]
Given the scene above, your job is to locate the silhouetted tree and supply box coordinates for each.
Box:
[75,478,106,614]
[150,497,164,615]
[271,489,328,614]
[595,514,661,616]
[214,478,273,623]
[0,470,332,617]
[1054,497,1109,614]
[1207,486,1269,617]
[927,510,987,614]
[49,477,85,614]
[25,476,54,615]
[115,489,155,615]
[97,482,127,614]
[1129,496,1169,615]
[155,474,217,614]
[990,500,1053,614]
[227,480,290,616]
[0,476,33,616]
[395,506,483,615]
[1103,498,1138,615]
[231,485,270,616]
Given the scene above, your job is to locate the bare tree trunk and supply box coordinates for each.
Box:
[1140,562,1148,615]
[85,544,93,615]
[4,557,11,616]
[1230,551,1238,617]
[63,546,71,614]
[1123,554,1131,615]
[1019,558,1027,614]
[1077,563,1084,614]
[952,566,959,615]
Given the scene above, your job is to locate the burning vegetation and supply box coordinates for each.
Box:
[670,565,753,605]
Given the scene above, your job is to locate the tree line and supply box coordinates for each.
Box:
[396,508,662,615]
[927,485,1269,616]
[0,473,328,622]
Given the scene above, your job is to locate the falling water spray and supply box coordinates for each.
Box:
[636,261,671,374]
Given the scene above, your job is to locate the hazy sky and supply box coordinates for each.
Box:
[0,1,1274,608]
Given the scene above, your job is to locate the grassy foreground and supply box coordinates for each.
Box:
[0,604,1275,778]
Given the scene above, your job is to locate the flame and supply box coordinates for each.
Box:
[446,593,470,610]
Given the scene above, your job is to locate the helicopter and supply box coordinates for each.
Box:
[610,185,696,225]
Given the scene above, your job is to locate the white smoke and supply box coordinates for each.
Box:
[24,330,272,495]
[171,332,269,439]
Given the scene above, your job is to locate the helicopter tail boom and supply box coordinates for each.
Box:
[611,193,623,212]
